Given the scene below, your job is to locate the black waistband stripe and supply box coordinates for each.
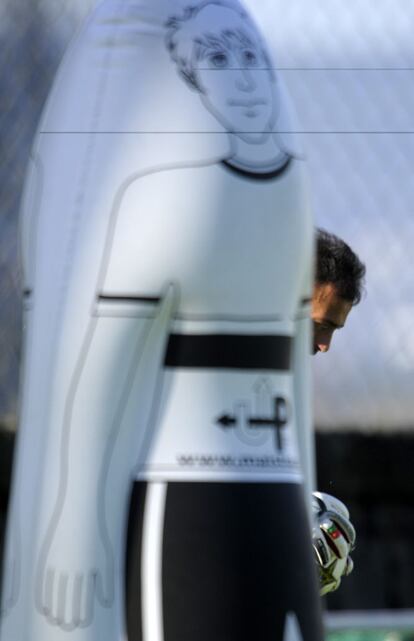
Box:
[164,334,292,371]
[98,294,160,304]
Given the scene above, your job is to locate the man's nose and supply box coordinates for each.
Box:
[318,335,332,353]
[318,342,330,353]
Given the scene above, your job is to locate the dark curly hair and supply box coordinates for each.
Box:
[316,228,366,305]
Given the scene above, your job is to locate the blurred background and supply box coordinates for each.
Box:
[1,0,414,638]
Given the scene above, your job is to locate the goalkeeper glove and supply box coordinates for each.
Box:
[312,491,356,596]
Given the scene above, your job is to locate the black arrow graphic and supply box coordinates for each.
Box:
[217,414,237,428]
[216,397,288,450]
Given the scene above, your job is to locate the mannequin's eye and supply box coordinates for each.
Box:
[208,51,229,68]
[242,49,258,67]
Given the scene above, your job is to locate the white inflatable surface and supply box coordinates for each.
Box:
[1,2,320,640]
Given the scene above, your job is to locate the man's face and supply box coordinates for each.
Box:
[311,283,353,355]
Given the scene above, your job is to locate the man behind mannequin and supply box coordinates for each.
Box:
[311,228,366,596]
[312,228,365,355]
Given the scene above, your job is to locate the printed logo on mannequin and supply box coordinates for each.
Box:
[216,392,289,451]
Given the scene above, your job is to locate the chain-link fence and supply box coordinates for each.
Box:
[1,0,414,430]
[0,0,94,429]
[255,0,414,430]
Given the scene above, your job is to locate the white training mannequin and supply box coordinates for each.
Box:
[0,2,322,640]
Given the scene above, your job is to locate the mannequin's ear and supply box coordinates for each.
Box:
[179,68,201,92]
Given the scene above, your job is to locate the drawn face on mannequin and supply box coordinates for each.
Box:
[166,2,279,145]
[194,18,275,143]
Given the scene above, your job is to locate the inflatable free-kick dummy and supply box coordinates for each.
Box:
[0,1,323,640]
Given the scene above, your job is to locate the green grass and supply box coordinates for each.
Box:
[327,631,414,641]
